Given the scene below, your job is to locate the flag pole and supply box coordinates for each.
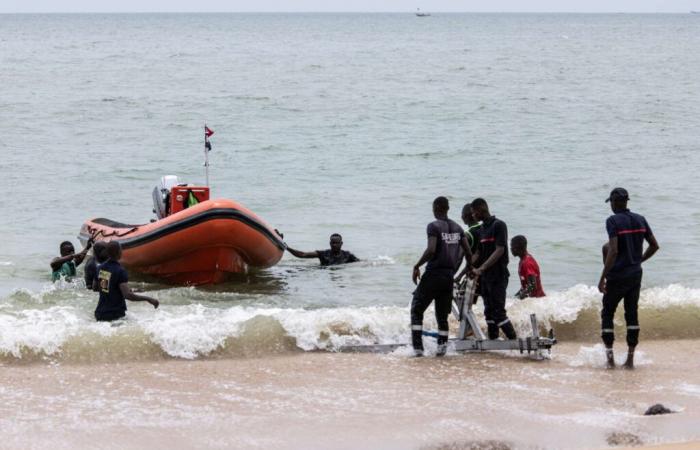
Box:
[204,122,210,187]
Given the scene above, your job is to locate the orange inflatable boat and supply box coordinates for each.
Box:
[79,177,285,285]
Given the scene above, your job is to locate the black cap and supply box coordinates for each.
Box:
[605,187,629,203]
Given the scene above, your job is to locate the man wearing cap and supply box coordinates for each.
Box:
[598,188,659,369]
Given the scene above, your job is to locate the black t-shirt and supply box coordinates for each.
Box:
[605,209,652,281]
[425,218,465,276]
[84,256,97,288]
[316,250,359,266]
[96,260,129,316]
[478,216,509,281]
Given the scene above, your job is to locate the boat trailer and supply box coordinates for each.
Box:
[339,278,557,359]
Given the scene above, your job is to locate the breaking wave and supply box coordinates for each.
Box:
[1,284,698,364]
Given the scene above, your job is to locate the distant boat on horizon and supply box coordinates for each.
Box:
[415,8,431,17]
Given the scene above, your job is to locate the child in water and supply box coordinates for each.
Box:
[510,235,546,299]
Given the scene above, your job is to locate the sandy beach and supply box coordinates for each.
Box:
[629,444,700,450]
[2,341,699,449]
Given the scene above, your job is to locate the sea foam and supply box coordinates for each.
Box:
[0,284,698,363]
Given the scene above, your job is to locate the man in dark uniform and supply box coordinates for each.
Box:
[94,241,159,322]
[411,197,472,357]
[598,188,659,369]
[470,198,517,340]
[287,234,360,266]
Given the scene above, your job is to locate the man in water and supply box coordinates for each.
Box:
[51,240,92,282]
[94,241,159,322]
[411,196,472,357]
[84,241,108,290]
[287,234,359,266]
[470,198,517,340]
[510,235,545,299]
[598,188,659,369]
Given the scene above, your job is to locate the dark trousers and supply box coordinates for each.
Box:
[481,276,517,340]
[410,272,453,350]
[95,310,126,322]
[601,273,642,348]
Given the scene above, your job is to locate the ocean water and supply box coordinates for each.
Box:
[1,13,700,362]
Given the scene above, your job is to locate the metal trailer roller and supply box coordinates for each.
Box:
[339,277,557,359]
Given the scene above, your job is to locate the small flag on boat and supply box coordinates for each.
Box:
[204,125,214,151]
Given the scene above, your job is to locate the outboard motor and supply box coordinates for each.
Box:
[152,175,180,219]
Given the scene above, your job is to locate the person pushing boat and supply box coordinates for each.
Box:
[93,241,159,322]
[84,241,108,290]
[287,234,359,266]
[51,239,92,282]
[598,187,659,369]
[411,197,472,357]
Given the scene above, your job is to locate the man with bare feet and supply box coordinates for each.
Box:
[598,188,659,369]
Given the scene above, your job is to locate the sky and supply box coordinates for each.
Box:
[1,0,698,13]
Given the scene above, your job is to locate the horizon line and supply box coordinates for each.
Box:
[1,10,698,14]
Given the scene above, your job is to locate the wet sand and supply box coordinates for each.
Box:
[631,444,700,450]
[1,341,699,449]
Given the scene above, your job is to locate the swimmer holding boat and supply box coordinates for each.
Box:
[287,233,360,266]
[51,239,92,282]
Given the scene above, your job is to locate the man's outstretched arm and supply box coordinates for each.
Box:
[50,254,75,272]
[287,247,319,259]
[73,242,91,267]
[119,283,159,308]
